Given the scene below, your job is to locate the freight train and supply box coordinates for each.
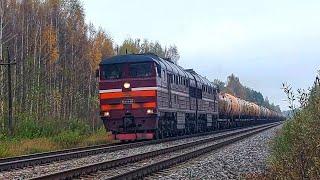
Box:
[98,53,283,141]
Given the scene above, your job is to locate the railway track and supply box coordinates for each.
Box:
[0,124,264,172]
[30,122,281,180]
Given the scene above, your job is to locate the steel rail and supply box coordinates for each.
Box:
[31,122,280,180]
[0,123,267,171]
[108,123,279,180]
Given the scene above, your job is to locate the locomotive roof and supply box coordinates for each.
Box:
[101,53,157,65]
[100,53,216,88]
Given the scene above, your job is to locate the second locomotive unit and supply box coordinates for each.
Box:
[98,53,282,141]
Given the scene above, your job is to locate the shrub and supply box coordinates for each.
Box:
[268,75,320,179]
[10,113,93,140]
[68,119,91,136]
[51,130,82,148]
[15,116,42,139]
[14,115,61,139]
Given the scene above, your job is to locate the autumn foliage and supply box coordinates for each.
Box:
[42,25,59,64]
[0,0,180,138]
[0,0,115,135]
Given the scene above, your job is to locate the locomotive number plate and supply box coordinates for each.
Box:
[122,99,134,104]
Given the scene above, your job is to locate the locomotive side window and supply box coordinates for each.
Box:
[189,87,197,98]
[197,88,203,99]
[169,74,173,83]
[162,70,166,79]
[102,64,123,80]
[156,64,161,77]
[129,63,152,78]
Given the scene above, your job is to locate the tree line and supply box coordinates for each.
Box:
[214,74,281,112]
[0,0,180,135]
[117,38,180,64]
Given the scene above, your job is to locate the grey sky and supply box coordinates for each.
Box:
[83,0,320,110]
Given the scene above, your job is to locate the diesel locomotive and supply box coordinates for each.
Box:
[98,53,283,141]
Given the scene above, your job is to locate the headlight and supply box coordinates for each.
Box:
[104,112,110,117]
[147,109,154,114]
[123,82,130,89]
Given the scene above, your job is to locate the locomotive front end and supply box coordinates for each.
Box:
[99,56,158,141]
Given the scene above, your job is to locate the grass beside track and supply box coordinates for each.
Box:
[0,130,114,158]
[0,117,115,158]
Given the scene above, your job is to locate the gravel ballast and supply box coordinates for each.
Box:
[92,130,257,179]
[147,124,282,180]
[0,126,263,179]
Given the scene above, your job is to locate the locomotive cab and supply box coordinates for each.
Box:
[99,56,159,140]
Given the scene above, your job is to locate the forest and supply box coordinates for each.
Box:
[0,0,179,138]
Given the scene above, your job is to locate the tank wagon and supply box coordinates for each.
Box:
[98,53,283,141]
[218,93,282,128]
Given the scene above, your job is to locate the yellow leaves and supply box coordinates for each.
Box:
[88,28,114,70]
[42,25,59,64]
[89,43,102,70]
[119,38,140,55]
[48,0,60,9]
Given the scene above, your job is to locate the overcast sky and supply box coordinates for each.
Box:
[83,0,320,111]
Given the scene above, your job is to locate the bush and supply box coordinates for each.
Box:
[14,115,61,139]
[51,130,82,148]
[10,113,92,140]
[15,117,43,139]
[68,119,91,136]
[268,78,320,179]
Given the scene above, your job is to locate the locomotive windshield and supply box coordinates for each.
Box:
[102,63,123,79]
[129,62,152,78]
[100,62,154,80]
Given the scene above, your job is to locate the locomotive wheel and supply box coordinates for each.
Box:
[155,129,163,139]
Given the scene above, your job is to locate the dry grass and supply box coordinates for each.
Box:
[0,138,57,158]
[0,131,114,158]
[80,131,114,147]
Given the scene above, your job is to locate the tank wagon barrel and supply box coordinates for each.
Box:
[217,93,283,121]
